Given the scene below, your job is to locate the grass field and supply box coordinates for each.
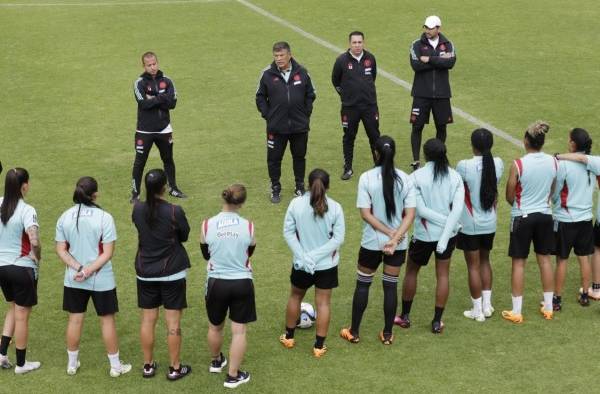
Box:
[1,0,599,392]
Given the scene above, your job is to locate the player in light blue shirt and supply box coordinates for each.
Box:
[397,139,463,334]
[280,169,345,358]
[55,177,131,377]
[0,168,41,373]
[456,129,504,322]
[503,121,557,324]
[200,184,256,388]
[340,136,415,345]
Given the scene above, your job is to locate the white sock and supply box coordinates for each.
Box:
[472,297,483,315]
[107,352,121,369]
[511,295,523,314]
[543,292,553,312]
[482,290,492,308]
[67,349,79,368]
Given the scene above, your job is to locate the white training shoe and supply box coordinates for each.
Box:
[483,305,495,318]
[66,360,80,376]
[109,362,132,377]
[0,354,12,369]
[14,360,41,374]
[463,309,485,322]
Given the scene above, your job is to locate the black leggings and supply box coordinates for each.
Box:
[132,132,177,194]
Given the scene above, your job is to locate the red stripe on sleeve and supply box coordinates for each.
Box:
[20,231,31,258]
[464,182,474,216]
[560,182,569,212]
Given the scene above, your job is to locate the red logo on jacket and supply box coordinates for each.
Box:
[439,43,446,51]
[364,59,372,67]
[347,63,353,70]
[293,74,301,81]
[159,81,167,89]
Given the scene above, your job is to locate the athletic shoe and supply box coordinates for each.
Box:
[142,361,158,378]
[539,306,553,320]
[14,360,41,374]
[379,331,394,345]
[166,364,191,381]
[431,320,444,334]
[169,188,187,199]
[209,353,227,373]
[130,192,140,204]
[410,161,420,172]
[578,290,590,307]
[66,360,80,376]
[339,328,360,344]
[294,185,305,197]
[463,309,485,322]
[340,168,353,181]
[501,310,523,324]
[109,362,132,377]
[587,287,600,300]
[270,191,281,204]
[279,334,295,349]
[393,314,411,328]
[553,296,562,311]
[0,355,12,369]
[312,346,328,358]
[223,370,250,389]
[483,305,495,318]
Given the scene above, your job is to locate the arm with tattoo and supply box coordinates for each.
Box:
[26,225,41,263]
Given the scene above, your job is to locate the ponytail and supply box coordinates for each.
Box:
[423,138,449,181]
[222,184,247,205]
[1,168,29,225]
[524,120,549,151]
[308,169,330,217]
[570,128,593,184]
[144,169,167,226]
[374,136,402,221]
[471,129,497,211]
[72,176,100,230]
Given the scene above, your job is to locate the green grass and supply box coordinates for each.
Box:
[1,0,599,392]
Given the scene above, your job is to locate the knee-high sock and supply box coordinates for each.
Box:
[350,271,374,335]
[382,273,399,333]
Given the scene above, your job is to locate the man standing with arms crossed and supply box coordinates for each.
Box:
[256,42,316,204]
[409,16,456,171]
[131,52,186,203]
[332,31,380,181]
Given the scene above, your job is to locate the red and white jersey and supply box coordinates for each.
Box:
[0,198,39,268]
[511,152,557,217]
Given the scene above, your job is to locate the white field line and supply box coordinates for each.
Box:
[0,0,227,7]
[236,0,522,148]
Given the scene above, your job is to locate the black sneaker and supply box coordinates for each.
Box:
[410,161,420,172]
[578,292,590,307]
[340,168,353,181]
[130,192,140,204]
[169,188,187,199]
[224,370,250,389]
[166,364,191,381]
[294,185,305,197]
[431,320,444,334]
[209,353,227,373]
[553,296,562,311]
[270,191,281,204]
[142,361,157,378]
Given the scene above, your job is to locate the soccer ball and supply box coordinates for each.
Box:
[296,302,317,329]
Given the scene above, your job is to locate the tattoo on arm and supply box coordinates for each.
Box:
[26,225,41,261]
[167,328,182,336]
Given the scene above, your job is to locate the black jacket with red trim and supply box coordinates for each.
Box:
[410,33,456,98]
[331,50,377,107]
[134,70,177,132]
[255,58,316,134]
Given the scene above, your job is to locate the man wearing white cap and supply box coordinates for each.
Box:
[408,15,456,171]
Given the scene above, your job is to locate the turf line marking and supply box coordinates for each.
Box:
[0,0,227,7]
[236,0,522,148]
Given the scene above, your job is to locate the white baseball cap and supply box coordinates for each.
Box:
[424,15,441,28]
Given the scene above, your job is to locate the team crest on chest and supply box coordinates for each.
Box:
[347,62,353,70]
[439,43,446,51]
[364,59,372,67]
[159,81,167,89]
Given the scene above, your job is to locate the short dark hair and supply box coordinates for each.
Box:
[272,41,291,53]
[141,51,157,64]
[348,31,364,40]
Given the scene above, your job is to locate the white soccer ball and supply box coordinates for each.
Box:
[296,302,317,329]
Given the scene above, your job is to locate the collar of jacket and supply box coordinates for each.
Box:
[268,58,302,75]
[141,70,164,80]
[420,33,449,46]
[344,49,371,62]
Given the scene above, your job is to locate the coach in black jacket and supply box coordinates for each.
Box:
[332,31,380,180]
[409,15,456,170]
[256,41,316,203]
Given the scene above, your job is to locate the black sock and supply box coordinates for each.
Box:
[433,306,444,323]
[314,335,326,349]
[285,326,295,339]
[435,124,447,142]
[16,348,26,367]
[401,299,413,316]
[554,295,562,303]
[0,335,11,356]
[382,273,399,333]
[410,125,424,161]
[350,274,373,335]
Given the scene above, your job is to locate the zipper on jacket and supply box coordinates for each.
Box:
[432,69,436,98]
[155,80,162,119]
[286,78,291,128]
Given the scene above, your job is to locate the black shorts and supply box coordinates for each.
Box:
[409,97,453,127]
[63,287,119,316]
[137,278,187,310]
[290,266,338,290]
[0,265,37,307]
[205,278,256,325]
[594,221,600,248]
[508,213,555,258]
[554,220,594,259]
[358,247,406,270]
[456,232,495,251]
[408,236,457,266]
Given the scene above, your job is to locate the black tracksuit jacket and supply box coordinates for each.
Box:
[410,33,456,98]
[331,50,377,107]
[255,58,316,134]
[134,70,177,132]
